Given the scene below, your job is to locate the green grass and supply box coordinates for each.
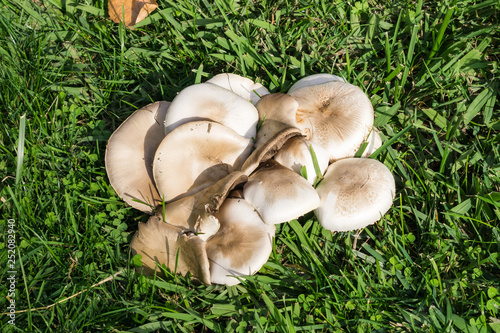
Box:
[1,0,499,331]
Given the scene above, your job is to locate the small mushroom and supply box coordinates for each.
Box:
[241,93,303,175]
[130,213,211,285]
[289,81,374,161]
[273,137,329,185]
[164,83,259,139]
[360,128,382,157]
[105,101,170,214]
[153,121,253,202]
[314,158,395,231]
[287,73,345,94]
[206,198,275,285]
[207,73,270,105]
[243,160,320,225]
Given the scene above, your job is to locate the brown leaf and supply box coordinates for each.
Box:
[108,0,158,28]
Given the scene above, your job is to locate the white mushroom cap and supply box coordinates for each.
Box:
[206,198,275,286]
[289,81,374,162]
[315,158,395,231]
[130,213,211,284]
[207,73,270,105]
[273,137,329,185]
[153,121,253,202]
[287,73,345,94]
[105,101,170,214]
[243,160,320,225]
[360,128,382,157]
[164,83,259,139]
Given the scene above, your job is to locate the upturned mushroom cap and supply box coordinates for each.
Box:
[314,158,395,231]
[105,101,170,214]
[287,73,345,94]
[164,83,259,139]
[289,81,374,161]
[206,198,275,285]
[273,137,329,185]
[162,171,248,241]
[130,213,211,285]
[153,121,253,202]
[243,160,320,225]
[241,93,303,175]
[207,73,270,105]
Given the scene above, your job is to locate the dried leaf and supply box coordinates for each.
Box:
[108,0,158,28]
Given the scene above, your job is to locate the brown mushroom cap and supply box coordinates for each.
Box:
[315,158,395,231]
[206,198,275,285]
[153,121,252,203]
[289,81,374,161]
[105,101,170,214]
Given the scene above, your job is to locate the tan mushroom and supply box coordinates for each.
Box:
[164,83,259,139]
[206,198,275,285]
[162,171,248,241]
[207,73,270,105]
[153,121,253,203]
[105,101,170,214]
[243,160,320,225]
[241,93,303,175]
[130,213,211,284]
[289,81,374,161]
[315,158,395,231]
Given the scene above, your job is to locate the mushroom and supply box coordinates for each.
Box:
[207,73,270,105]
[241,93,303,175]
[243,160,320,225]
[153,121,253,202]
[206,198,275,285]
[314,157,395,231]
[130,213,211,285]
[288,80,374,161]
[105,101,170,214]
[360,128,382,157]
[287,73,345,94]
[161,171,248,240]
[164,83,259,139]
[273,137,329,185]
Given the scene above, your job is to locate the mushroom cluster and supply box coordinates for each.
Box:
[105,73,396,285]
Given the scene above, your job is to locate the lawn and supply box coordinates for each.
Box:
[1,0,499,332]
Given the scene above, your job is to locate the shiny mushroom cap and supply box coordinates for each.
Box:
[164,83,259,139]
[289,81,374,162]
[153,121,252,202]
[315,158,395,231]
[207,73,270,105]
[243,160,320,225]
[206,198,275,285]
[105,101,170,214]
